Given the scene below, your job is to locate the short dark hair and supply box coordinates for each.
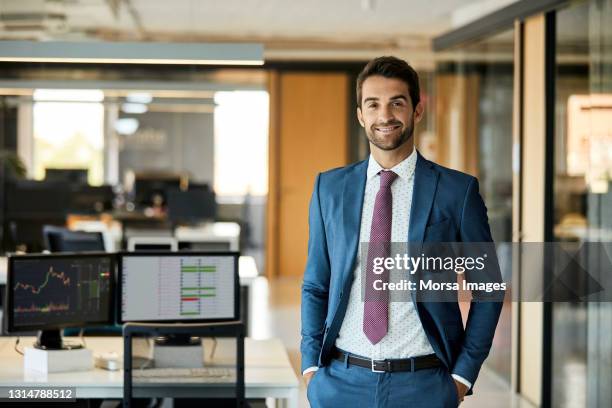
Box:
[356,56,420,110]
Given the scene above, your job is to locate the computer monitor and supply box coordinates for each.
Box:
[132,174,183,208]
[5,180,70,218]
[166,187,217,224]
[5,253,116,349]
[127,236,178,252]
[69,185,115,214]
[4,180,70,252]
[45,168,89,184]
[119,252,239,324]
[43,226,106,252]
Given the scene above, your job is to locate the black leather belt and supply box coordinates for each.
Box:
[333,348,442,373]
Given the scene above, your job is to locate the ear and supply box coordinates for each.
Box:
[356,106,365,127]
[413,101,425,124]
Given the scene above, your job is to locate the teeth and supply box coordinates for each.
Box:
[376,126,398,132]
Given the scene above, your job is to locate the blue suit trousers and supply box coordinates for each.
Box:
[307,355,459,408]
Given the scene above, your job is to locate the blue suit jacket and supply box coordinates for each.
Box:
[300,151,503,393]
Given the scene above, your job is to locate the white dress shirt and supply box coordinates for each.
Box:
[304,149,471,389]
[335,149,434,359]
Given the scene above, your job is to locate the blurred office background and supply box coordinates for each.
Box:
[0,0,610,407]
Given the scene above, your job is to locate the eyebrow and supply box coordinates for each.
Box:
[363,95,408,103]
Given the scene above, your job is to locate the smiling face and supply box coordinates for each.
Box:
[357,75,423,152]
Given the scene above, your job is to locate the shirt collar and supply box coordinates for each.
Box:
[367,148,418,181]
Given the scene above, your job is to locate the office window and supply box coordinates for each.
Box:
[32,89,105,185]
[553,1,612,406]
[213,91,269,198]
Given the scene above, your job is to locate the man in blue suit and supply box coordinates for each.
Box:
[301,56,503,407]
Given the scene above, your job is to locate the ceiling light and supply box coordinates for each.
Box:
[126,92,152,104]
[33,89,104,102]
[121,103,147,114]
[0,41,264,65]
[114,118,139,135]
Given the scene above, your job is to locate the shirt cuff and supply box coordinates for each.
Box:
[451,374,472,389]
[303,366,319,376]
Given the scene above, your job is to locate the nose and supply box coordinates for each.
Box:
[378,105,394,124]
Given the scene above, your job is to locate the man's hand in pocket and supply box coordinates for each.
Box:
[453,379,469,403]
[304,371,315,387]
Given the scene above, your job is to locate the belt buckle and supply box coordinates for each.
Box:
[371,359,388,373]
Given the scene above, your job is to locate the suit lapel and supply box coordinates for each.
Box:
[341,159,368,288]
[408,152,439,244]
[408,152,439,304]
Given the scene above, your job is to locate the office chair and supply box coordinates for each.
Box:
[43,225,106,252]
[123,321,246,408]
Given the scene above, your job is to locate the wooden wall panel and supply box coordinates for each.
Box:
[267,72,349,278]
[520,14,546,406]
[434,73,480,176]
[266,71,281,279]
[511,19,523,395]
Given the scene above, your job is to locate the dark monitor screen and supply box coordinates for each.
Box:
[119,252,238,323]
[45,168,89,184]
[132,243,173,251]
[5,180,70,218]
[6,253,115,332]
[69,185,114,214]
[133,177,181,208]
[166,188,217,223]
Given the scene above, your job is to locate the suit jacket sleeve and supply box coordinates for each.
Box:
[452,177,504,389]
[300,173,331,372]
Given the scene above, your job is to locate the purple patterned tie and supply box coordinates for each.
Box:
[363,170,398,344]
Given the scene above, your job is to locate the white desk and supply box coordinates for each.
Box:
[175,222,240,251]
[70,219,240,252]
[0,337,299,407]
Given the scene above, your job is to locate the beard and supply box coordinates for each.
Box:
[365,119,414,151]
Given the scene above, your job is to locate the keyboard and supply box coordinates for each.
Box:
[132,367,236,383]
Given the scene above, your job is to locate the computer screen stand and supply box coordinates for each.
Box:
[35,329,83,350]
[26,330,93,373]
[153,334,204,368]
[154,333,199,346]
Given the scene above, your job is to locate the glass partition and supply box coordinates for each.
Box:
[553,1,612,406]
[434,27,514,384]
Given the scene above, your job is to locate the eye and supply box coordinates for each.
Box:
[367,103,378,109]
[392,101,404,107]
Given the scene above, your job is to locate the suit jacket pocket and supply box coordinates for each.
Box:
[427,217,449,227]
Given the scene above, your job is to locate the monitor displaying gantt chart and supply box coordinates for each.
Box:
[121,255,236,322]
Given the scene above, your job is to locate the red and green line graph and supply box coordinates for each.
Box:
[13,267,71,295]
[15,302,70,313]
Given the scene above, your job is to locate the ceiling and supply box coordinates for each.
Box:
[0,0,520,66]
